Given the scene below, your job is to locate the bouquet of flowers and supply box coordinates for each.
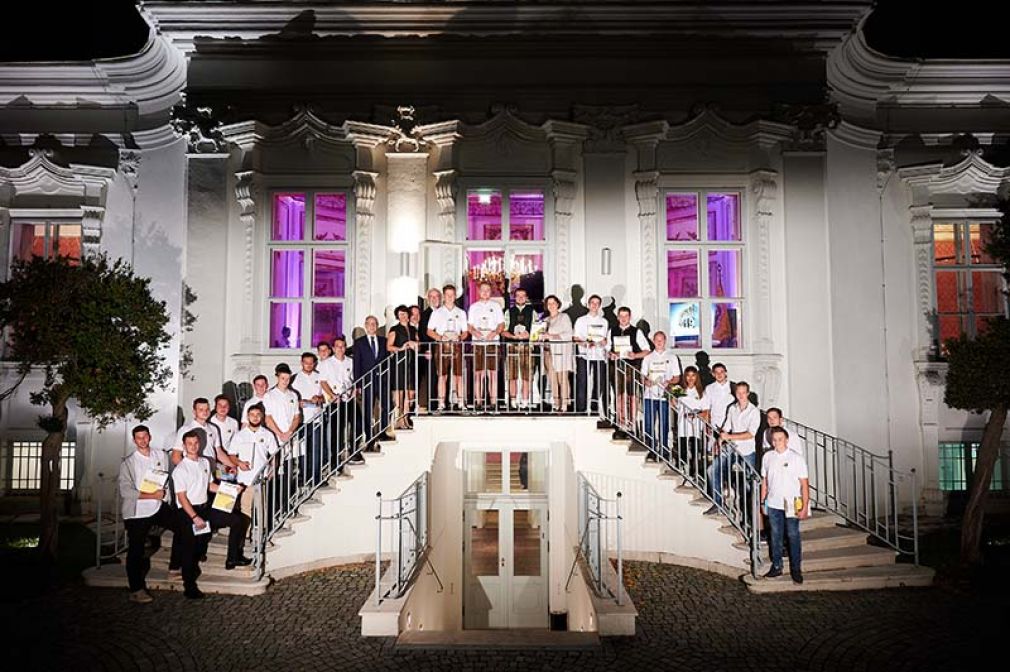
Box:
[665,383,686,400]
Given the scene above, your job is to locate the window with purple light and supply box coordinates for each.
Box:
[666,193,698,241]
[467,190,502,240]
[270,303,301,349]
[711,302,741,349]
[707,249,741,298]
[273,193,306,241]
[312,303,343,346]
[313,250,345,298]
[314,193,347,241]
[466,249,506,302]
[271,250,304,298]
[667,250,699,298]
[669,302,701,349]
[509,190,545,241]
[707,193,740,241]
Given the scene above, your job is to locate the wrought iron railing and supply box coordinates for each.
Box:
[568,472,623,604]
[373,471,431,604]
[93,472,126,568]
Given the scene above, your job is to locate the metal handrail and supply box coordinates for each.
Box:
[374,470,430,604]
[93,472,126,568]
[782,417,920,563]
[568,473,623,604]
[606,358,764,575]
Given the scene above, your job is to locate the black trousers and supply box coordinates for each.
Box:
[124,503,177,592]
[175,503,248,590]
[576,359,609,414]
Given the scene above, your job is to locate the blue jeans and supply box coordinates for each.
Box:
[767,507,802,573]
[643,399,670,459]
[708,450,756,508]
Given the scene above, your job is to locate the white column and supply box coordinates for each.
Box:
[386,152,429,308]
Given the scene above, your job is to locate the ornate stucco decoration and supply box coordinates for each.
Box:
[573,104,640,153]
[170,98,227,153]
[773,102,840,151]
[386,106,431,153]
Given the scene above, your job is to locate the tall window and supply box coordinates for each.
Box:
[6,441,76,491]
[10,221,82,265]
[464,188,546,309]
[269,192,349,350]
[934,221,1006,344]
[938,442,1007,492]
[664,191,743,349]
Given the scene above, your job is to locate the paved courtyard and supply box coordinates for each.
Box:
[6,561,1004,671]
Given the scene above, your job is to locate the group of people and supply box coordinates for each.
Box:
[118,284,810,603]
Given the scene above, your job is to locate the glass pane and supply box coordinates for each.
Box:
[708,249,742,298]
[669,302,701,349]
[513,509,542,577]
[972,271,1004,314]
[509,451,546,493]
[509,252,544,308]
[271,250,304,298]
[467,190,502,240]
[269,302,301,349]
[314,193,347,241]
[707,193,741,241]
[313,249,346,297]
[312,303,343,346]
[934,270,963,314]
[667,250,699,298]
[666,193,698,241]
[509,190,545,241]
[273,193,306,241]
[466,249,506,303]
[466,451,503,494]
[711,302,741,348]
[470,509,499,576]
[53,224,81,262]
[12,222,46,261]
[934,223,957,265]
[968,223,996,265]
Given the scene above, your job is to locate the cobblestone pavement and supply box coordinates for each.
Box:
[6,561,1005,671]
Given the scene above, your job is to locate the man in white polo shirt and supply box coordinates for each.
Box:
[761,426,810,584]
[705,380,760,515]
[762,407,807,458]
[705,362,734,431]
[241,375,270,427]
[325,335,356,465]
[468,280,505,411]
[573,294,610,416]
[291,351,325,481]
[210,394,239,455]
[640,331,682,461]
[174,397,237,475]
[427,284,469,411]
[264,363,301,444]
[118,424,175,604]
[229,403,280,528]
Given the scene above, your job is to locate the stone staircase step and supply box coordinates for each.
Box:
[674,484,696,493]
[747,544,897,572]
[743,564,934,593]
[83,563,270,596]
[796,525,869,552]
[149,552,257,579]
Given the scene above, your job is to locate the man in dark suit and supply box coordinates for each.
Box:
[419,288,441,412]
[352,315,392,449]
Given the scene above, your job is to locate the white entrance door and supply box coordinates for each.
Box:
[464,499,548,629]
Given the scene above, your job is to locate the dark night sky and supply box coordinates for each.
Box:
[0,1,1007,62]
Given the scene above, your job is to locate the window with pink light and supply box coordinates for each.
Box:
[933,220,1006,347]
[467,190,502,240]
[508,191,545,241]
[664,190,744,350]
[12,221,82,264]
[269,191,350,349]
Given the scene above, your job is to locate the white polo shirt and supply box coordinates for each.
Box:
[676,387,712,439]
[264,386,300,433]
[725,401,761,457]
[230,426,280,486]
[120,449,169,519]
[174,420,222,461]
[324,356,354,401]
[172,456,211,507]
[241,394,267,425]
[468,300,505,341]
[763,421,807,457]
[210,414,239,452]
[428,305,468,339]
[290,369,324,422]
[762,448,809,516]
[573,313,610,361]
[641,350,683,400]
[705,379,734,430]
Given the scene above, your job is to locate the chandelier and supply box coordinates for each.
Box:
[467,255,536,294]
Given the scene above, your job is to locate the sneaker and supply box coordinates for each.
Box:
[763,567,783,579]
[790,572,804,585]
[702,505,720,516]
[184,587,206,600]
[128,589,154,604]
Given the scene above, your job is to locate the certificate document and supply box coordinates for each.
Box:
[613,335,632,358]
[212,482,241,512]
[139,468,168,494]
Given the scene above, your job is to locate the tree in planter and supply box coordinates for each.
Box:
[943,199,1010,566]
[0,254,172,562]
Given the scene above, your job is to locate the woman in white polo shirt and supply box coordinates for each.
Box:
[671,366,711,483]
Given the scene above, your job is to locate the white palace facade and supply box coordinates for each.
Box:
[1,1,1009,527]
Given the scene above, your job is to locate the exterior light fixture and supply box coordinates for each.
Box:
[601,247,612,275]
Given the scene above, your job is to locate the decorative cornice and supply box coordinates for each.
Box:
[0,34,185,117]
[142,2,870,50]
[573,104,640,152]
[0,149,116,202]
[899,152,1010,203]
[663,107,795,149]
[826,119,881,150]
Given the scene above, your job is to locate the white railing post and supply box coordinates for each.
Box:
[375,490,382,606]
[615,491,623,606]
